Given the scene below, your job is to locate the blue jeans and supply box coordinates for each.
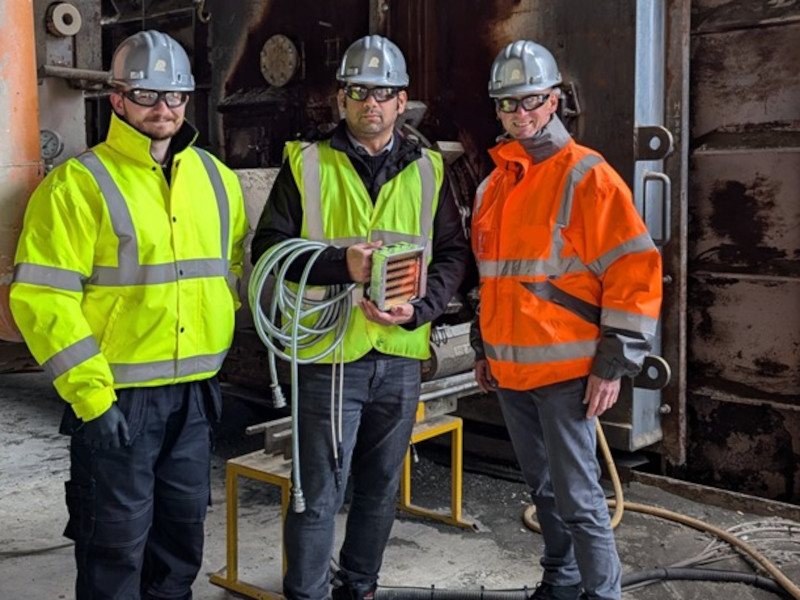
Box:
[283,357,421,600]
[62,379,221,600]
[497,378,621,600]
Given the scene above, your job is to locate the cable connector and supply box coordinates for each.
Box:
[292,488,306,513]
[271,383,287,409]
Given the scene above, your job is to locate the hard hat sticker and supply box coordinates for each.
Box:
[368,57,381,68]
[510,68,523,82]
[154,59,167,72]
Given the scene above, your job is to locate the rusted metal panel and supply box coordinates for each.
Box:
[690,151,800,277]
[207,0,367,165]
[659,0,691,466]
[693,0,800,34]
[688,0,800,503]
[386,0,640,185]
[634,470,800,522]
[690,20,800,139]
[688,275,800,401]
[685,394,800,502]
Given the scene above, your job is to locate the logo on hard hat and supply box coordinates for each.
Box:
[154,59,167,72]
[510,68,523,82]
[368,56,381,68]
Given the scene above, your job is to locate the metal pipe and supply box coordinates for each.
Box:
[419,380,478,403]
[0,0,43,342]
[39,64,112,84]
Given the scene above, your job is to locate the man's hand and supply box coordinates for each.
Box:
[583,374,621,419]
[359,299,414,325]
[346,241,383,283]
[80,403,130,450]
[474,358,497,393]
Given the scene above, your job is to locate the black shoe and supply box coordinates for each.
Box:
[332,581,376,600]
[529,582,582,600]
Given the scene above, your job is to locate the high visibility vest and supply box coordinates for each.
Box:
[10,113,248,420]
[283,138,443,363]
[472,138,662,390]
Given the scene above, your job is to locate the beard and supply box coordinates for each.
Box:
[119,108,183,141]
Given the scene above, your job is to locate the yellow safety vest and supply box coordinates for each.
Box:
[284,138,443,362]
[10,113,248,421]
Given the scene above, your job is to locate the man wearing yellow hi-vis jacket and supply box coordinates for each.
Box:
[251,35,468,600]
[10,31,248,600]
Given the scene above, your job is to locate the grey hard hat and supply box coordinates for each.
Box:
[111,30,195,92]
[336,35,409,87]
[488,40,561,98]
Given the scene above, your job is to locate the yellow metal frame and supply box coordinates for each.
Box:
[398,413,474,529]
[209,450,291,599]
[210,402,472,599]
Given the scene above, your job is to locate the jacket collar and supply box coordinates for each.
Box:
[490,115,572,169]
[105,112,198,166]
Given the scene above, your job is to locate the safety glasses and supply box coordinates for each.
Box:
[124,89,190,108]
[495,93,551,113]
[343,85,400,103]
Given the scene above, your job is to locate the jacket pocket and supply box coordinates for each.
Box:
[98,296,126,355]
[197,377,223,424]
[521,280,601,326]
[114,387,148,443]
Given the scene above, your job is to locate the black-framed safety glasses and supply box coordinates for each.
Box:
[343,84,400,103]
[495,92,551,113]
[124,89,190,108]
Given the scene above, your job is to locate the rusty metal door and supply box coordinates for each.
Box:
[684,0,800,502]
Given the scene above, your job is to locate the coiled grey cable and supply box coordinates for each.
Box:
[249,238,356,512]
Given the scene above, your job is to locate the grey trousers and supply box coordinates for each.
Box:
[497,377,621,600]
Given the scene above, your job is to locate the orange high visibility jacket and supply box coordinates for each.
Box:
[472,119,662,391]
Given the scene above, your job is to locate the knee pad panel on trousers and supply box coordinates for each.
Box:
[64,478,152,547]
[155,491,209,524]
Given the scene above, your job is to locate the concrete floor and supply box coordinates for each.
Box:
[1,371,798,599]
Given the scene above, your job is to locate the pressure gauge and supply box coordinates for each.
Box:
[260,34,300,87]
[40,129,64,161]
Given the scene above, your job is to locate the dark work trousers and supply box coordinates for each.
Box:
[283,357,421,600]
[497,377,621,600]
[61,378,222,600]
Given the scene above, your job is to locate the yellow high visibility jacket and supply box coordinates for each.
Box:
[10,113,248,421]
[284,138,443,362]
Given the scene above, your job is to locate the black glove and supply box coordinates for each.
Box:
[80,404,130,450]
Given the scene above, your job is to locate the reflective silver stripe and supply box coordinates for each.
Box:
[110,350,228,384]
[479,256,587,278]
[549,155,604,277]
[76,152,139,282]
[418,150,436,254]
[484,339,598,364]
[522,280,601,325]
[477,155,603,280]
[587,233,657,276]
[78,150,230,286]
[44,335,100,379]
[473,175,492,217]
[601,307,659,337]
[195,148,231,260]
[301,146,435,250]
[556,154,604,226]
[90,259,228,286]
[13,263,85,292]
[301,143,324,240]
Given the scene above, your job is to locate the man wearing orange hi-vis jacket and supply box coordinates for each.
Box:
[471,40,662,600]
